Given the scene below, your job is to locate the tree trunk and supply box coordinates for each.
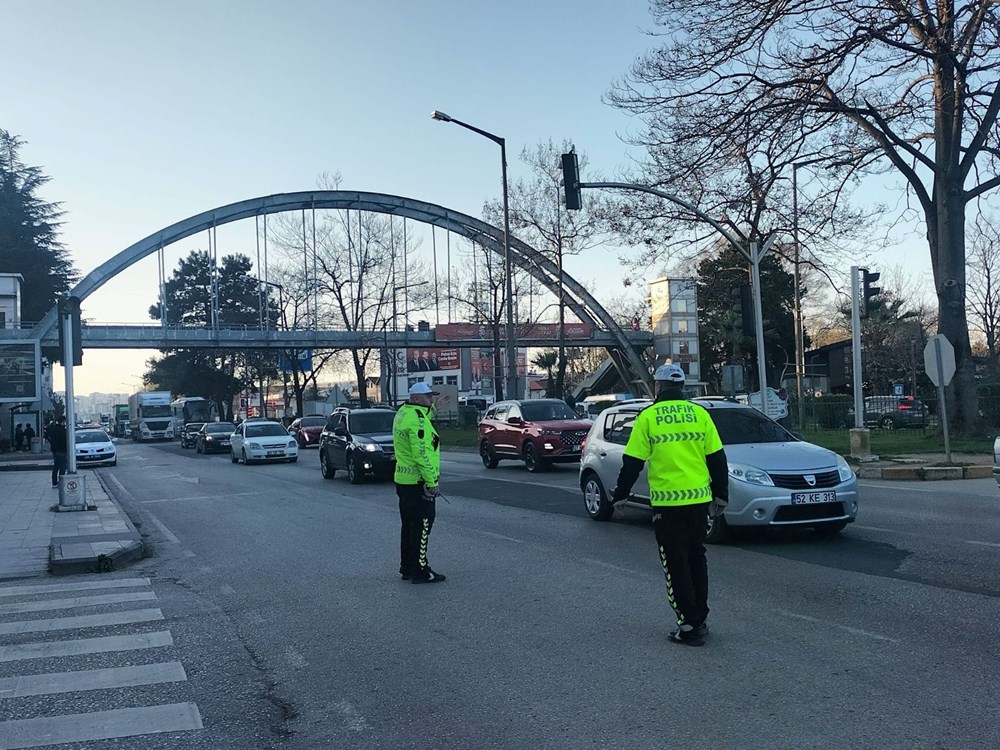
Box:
[352,351,369,407]
[930,175,978,430]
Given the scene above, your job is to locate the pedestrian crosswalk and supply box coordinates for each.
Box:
[0,576,203,749]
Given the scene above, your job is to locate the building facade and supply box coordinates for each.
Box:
[649,277,704,388]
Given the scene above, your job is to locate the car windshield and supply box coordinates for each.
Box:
[76,431,110,443]
[186,423,205,431]
[706,408,795,445]
[350,412,396,434]
[299,417,326,427]
[206,423,235,433]
[245,423,289,438]
[142,405,172,417]
[521,402,577,421]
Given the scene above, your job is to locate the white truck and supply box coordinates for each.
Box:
[129,391,174,442]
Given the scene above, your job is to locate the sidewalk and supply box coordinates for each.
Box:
[849,452,995,480]
[0,467,144,581]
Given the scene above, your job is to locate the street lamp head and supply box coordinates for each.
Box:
[430,110,453,122]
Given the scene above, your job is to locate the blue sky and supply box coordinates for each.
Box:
[3,1,930,394]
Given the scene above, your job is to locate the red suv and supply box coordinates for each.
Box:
[478,399,593,472]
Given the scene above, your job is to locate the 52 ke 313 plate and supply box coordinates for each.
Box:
[792,490,836,505]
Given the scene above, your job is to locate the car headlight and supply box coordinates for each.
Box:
[361,442,380,452]
[728,462,774,486]
[287,441,297,449]
[835,454,855,482]
[247,442,262,450]
[205,436,215,442]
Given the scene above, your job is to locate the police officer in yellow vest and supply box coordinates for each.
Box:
[393,382,446,584]
[613,364,729,645]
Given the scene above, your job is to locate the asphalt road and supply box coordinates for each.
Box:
[36,440,1000,748]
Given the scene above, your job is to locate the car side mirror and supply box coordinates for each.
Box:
[507,416,523,425]
[334,426,347,436]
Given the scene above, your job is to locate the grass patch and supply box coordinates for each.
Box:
[436,426,480,449]
[802,428,993,456]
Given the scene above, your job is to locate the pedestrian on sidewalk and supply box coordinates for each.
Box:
[612,364,729,646]
[46,417,68,487]
[13,424,23,452]
[392,382,445,584]
[23,423,35,452]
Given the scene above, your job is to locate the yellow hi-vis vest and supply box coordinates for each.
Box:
[392,403,440,486]
[623,399,722,506]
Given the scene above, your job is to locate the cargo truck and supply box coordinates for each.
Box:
[129,391,174,442]
[113,404,129,438]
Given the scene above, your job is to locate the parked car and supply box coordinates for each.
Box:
[196,422,236,454]
[288,416,326,449]
[319,408,396,483]
[478,399,593,473]
[993,436,1000,490]
[230,420,298,465]
[579,399,859,543]
[179,422,205,449]
[74,428,118,467]
[862,396,929,429]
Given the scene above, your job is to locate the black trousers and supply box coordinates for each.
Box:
[51,451,68,486]
[397,483,436,574]
[652,502,710,628]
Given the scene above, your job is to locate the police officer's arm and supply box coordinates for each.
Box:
[613,412,651,502]
[412,415,439,488]
[703,417,729,502]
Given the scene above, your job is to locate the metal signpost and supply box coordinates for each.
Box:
[924,334,956,464]
[59,298,86,510]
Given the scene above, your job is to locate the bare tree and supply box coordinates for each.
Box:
[967,214,1000,361]
[607,0,1000,430]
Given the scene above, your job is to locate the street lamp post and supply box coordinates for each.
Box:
[431,110,518,400]
[388,281,429,406]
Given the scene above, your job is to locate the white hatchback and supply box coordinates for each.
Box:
[230,420,299,465]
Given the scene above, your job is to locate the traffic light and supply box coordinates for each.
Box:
[561,151,582,210]
[730,283,754,336]
[56,295,83,367]
[861,268,882,318]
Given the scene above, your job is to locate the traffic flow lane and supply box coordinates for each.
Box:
[105,443,1000,749]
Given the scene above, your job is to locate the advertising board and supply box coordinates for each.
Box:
[0,341,41,402]
[404,347,460,373]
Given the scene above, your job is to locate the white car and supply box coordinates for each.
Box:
[75,429,118,467]
[230,420,299,465]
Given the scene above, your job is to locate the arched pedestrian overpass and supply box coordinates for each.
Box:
[30,191,652,395]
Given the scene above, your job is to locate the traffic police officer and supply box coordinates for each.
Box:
[613,364,729,645]
[393,382,446,584]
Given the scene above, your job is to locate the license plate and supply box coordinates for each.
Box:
[267,450,283,457]
[792,491,836,505]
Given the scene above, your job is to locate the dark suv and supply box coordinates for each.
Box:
[864,396,928,429]
[319,408,397,484]
[478,399,593,472]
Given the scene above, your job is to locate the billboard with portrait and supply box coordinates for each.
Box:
[404,347,460,373]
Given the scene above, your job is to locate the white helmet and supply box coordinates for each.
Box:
[653,363,685,384]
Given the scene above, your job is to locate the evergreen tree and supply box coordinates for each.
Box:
[0,129,76,322]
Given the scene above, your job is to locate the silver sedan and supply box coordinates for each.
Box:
[579,399,859,543]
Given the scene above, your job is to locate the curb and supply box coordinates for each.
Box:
[856,464,993,481]
[0,463,49,472]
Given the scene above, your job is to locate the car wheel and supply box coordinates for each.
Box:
[523,442,546,473]
[480,442,499,469]
[879,415,895,430]
[705,511,731,545]
[195,442,202,454]
[288,457,298,463]
[231,449,238,464]
[110,459,117,467]
[813,520,849,535]
[242,449,252,466]
[582,472,614,521]
[320,451,336,479]
[347,453,364,484]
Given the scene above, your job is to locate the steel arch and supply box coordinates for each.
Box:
[33,191,651,393]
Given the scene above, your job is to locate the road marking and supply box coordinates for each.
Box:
[851,524,898,534]
[149,473,199,484]
[142,491,260,504]
[182,550,196,558]
[580,557,632,573]
[0,631,173,663]
[857,482,939,493]
[0,702,203,748]
[447,470,579,493]
[146,512,180,543]
[285,646,308,669]
[0,661,187,699]
[0,591,156,616]
[333,700,369,732]
[0,578,150,599]
[0,609,163,636]
[476,530,524,544]
[220,584,237,596]
[967,540,1000,548]
[779,610,898,643]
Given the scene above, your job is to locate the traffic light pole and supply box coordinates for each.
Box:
[58,301,86,510]
[851,266,864,429]
[574,177,775,412]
